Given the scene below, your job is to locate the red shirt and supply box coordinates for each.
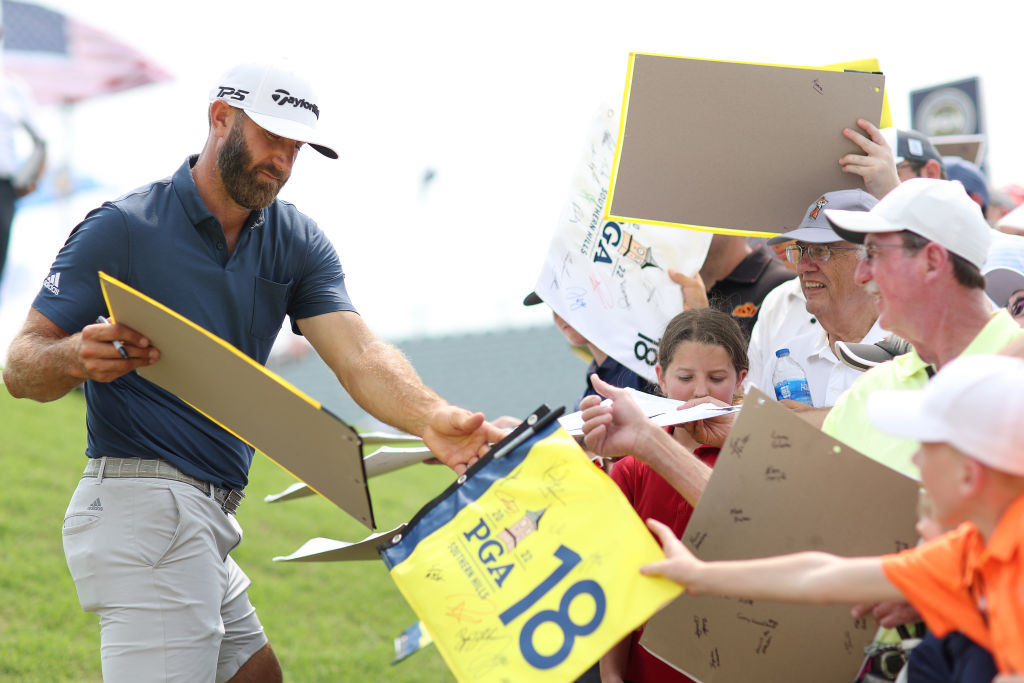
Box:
[610,444,719,683]
[882,495,1024,673]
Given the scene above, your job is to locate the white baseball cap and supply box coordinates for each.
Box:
[824,178,991,270]
[868,354,1024,476]
[209,61,338,159]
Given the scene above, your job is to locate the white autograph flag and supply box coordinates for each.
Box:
[534,106,711,382]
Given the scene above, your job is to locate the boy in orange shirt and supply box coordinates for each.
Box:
[641,354,1024,676]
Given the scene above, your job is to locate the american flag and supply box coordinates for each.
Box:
[1,0,172,104]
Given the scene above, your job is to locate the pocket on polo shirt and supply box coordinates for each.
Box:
[251,276,293,339]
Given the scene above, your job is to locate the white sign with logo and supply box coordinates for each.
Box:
[533,106,711,382]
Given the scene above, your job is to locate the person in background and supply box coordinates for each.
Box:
[987,186,1020,229]
[0,63,46,291]
[943,156,988,214]
[880,127,946,182]
[746,189,885,413]
[984,265,1024,328]
[998,203,1024,237]
[693,234,794,339]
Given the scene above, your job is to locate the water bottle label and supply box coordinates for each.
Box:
[774,378,812,404]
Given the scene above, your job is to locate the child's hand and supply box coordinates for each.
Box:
[639,518,700,588]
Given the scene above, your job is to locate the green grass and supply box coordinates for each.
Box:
[0,388,457,681]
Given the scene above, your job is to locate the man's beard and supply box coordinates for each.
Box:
[217,116,287,210]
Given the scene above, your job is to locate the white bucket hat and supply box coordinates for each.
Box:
[209,61,337,159]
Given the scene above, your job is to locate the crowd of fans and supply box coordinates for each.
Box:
[533,120,1024,682]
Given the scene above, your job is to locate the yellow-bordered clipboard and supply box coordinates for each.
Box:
[99,271,374,529]
[606,54,887,237]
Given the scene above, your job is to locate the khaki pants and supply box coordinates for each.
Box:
[62,473,267,682]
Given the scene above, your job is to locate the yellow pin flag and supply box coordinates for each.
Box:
[379,407,683,682]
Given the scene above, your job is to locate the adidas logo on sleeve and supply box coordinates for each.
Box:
[43,272,60,295]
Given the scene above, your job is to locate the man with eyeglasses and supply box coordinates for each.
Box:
[745,189,886,412]
[821,178,1023,479]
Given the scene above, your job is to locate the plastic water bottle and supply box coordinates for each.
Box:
[772,348,813,406]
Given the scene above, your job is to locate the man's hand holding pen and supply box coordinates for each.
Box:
[79,317,160,382]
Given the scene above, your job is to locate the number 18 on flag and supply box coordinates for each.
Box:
[378,407,683,682]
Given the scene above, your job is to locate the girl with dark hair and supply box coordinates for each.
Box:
[597,308,748,683]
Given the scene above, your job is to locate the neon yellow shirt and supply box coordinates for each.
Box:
[822,310,1024,479]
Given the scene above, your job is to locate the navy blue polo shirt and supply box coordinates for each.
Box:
[33,155,356,489]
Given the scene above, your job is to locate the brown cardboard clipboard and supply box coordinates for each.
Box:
[99,271,374,529]
[640,389,920,682]
[606,54,886,236]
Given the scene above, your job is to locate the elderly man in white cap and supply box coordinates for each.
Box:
[641,353,1024,679]
[3,61,503,681]
[745,188,886,411]
[819,178,1023,479]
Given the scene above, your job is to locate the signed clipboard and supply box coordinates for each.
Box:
[99,271,374,529]
[640,389,920,681]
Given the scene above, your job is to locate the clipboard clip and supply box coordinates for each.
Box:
[488,404,565,460]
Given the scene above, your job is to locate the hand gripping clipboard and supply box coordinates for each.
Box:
[606,54,886,236]
[99,271,374,529]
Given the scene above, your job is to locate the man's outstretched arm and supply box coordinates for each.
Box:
[299,311,505,474]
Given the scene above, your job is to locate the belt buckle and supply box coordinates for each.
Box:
[222,489,245,515]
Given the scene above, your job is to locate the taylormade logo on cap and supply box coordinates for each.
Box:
[270,89,320,119]
[209,61,338,159]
